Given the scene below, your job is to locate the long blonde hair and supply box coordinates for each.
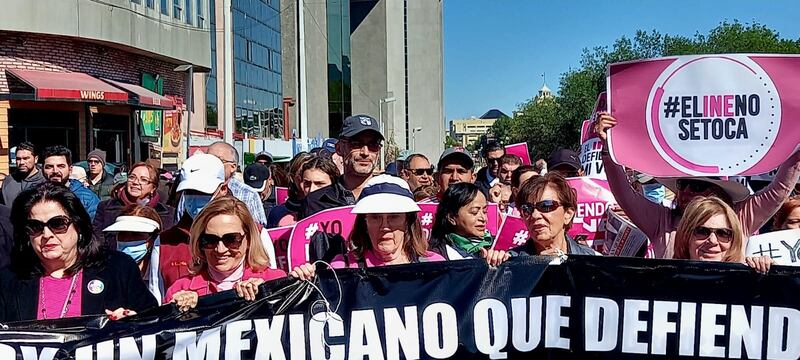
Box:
[188,196,270,273]
[674,196,744,262]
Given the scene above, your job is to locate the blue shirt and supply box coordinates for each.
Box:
[226,178,268,226]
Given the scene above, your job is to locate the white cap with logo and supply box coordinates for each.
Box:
[176,153,226,194]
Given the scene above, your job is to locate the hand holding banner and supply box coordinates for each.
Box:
[607,54,800,177]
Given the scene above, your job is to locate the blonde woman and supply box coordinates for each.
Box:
[673,196,773,273]
[166,197,286,311]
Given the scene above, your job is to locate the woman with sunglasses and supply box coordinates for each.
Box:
[102,205,165,304]
[429,183,493,260]
[483,172,597,266]
[595,112,800,259]
[674,197,773,273]
[0,183,157,321]
[93,162,175,249]
[166,197,286,311]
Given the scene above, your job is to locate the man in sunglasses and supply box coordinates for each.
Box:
[160,153,229,289]
[401,153,434,191]
[475,141,505,196]
[300,114,384,218]
[86,149,115,201]
[596,112,800,259]
[41,145,100,220]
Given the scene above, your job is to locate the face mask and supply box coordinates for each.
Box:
[117,240,149,263]
[183,194,213,218]
[643,184,666,204]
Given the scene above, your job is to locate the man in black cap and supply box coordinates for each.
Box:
[431,147,476,201]
[255,151,273,165]
[300,114,383,218]
[547,148,584,178]
[244,163,275,217]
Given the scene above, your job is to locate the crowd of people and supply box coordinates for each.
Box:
[0,111,798,322]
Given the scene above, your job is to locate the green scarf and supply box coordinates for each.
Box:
[447,232,493,254]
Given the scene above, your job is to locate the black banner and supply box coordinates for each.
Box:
[1,256,798,359]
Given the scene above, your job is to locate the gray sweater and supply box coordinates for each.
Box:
[2,169,45,206]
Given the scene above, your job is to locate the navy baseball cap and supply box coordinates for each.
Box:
[243,163,271,192]
[339,114,384,140]
[438,147,474,170]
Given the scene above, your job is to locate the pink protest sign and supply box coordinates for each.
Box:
[579,92,607,144]
[286,205,356,269]
[580,119,593,144]
[416,202,500,241]
[491,214,528,251]
[567,177,617,251]
[275,187,289,205]
[505,142,532,165]
[264,225,293,272]
[607,54,800,177]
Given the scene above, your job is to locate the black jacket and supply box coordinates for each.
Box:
[298,178,357,219]
[93,193,175,250]
[0,205,13,269]
[474,167,492,198]
[0,251,158,322]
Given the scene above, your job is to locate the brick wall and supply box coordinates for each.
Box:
[0,31,186,97]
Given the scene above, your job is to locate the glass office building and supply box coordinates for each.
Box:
[327,0,351,136]
[207,0,283,138]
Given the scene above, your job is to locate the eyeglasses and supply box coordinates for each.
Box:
[199,232,245,250]
[486,156,503,165]
[345,140,382,152]
[692,226,733,242]
[519,200,562,217]
[677,179,713,193]
[127,175,152,185]
[25,215,72,237]
[408,167,434,176]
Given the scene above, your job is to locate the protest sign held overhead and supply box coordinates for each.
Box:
[580,92,608,179]
[505,142,532,165]
[746,229,800,266]
[607,54,800,177]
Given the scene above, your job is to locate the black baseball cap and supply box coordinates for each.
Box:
[438,147,474,170]
[339,114,384,140]
[547,149,581,170]
[243,163,271,191]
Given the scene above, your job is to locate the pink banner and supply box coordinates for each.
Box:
[580,119,593,144]
[608,54,800,177]
[264,225,293,272]
[491,214,528,251]
[504,142,532,165]
[275,187,289,205]
[416,202,500,241]
[286,206,356,269]
[567,177,616,251]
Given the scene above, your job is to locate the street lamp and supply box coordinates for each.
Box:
[378,96,396,168]
[411,127,422,151]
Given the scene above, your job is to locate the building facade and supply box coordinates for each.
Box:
[206,0,285,143]
[281,0,444,160]
[0,0,211,173]
[449,109,508,148]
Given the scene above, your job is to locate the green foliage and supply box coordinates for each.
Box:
[501,21,800,157]
[444,135,460,148]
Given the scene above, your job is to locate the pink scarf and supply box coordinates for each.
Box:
[206,259,245,291]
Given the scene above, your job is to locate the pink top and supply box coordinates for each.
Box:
[329,250,446,268]
[603,150,800,259]
[37,271,83,320]
[164,266,286,303]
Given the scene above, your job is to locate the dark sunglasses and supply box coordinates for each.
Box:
[199,232,245,250]
[519,200,562,216]
[345,140,382,152]
[408,167,434,176]
[677,179,712,193]
[25,215,72,236]
[486,156,503,164]
[692,226,733,242]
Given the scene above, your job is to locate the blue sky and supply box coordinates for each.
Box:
[443,0,800,123]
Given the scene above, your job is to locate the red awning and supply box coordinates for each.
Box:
[6,69,128,102]
[102,78,175,110]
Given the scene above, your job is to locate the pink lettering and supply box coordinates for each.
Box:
[723,95,734,116]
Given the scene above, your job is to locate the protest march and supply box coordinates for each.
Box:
[1,3,800,359]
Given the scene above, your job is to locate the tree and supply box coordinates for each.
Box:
[444,135,460,148]
[490,116,514,145]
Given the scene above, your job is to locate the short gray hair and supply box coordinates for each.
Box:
[208,141,239,163]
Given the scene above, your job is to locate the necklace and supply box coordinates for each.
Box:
[39,271,80,319]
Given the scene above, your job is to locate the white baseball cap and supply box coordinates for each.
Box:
[176,153,226,194]
[103,216,161,233]
[352,174,421,214]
